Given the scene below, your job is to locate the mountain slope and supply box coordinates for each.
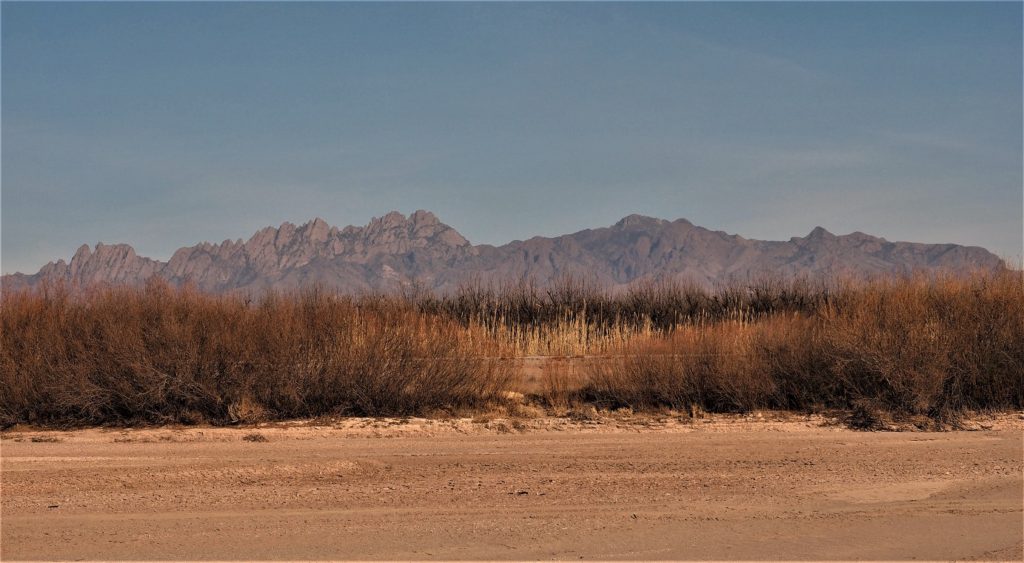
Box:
[2,211,1005,293]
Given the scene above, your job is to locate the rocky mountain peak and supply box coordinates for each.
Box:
[410,209,439,226]
[806,226,836,240]
[2,210,1005,295]
[357,211,469,249]
[304,217,331,243]
[72,243,92,261]
[369,211,409,231]
[615,214,668,229]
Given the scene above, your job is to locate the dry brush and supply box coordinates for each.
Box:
[1,272,1021,427]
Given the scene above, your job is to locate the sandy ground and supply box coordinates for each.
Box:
[2,412,1022,561]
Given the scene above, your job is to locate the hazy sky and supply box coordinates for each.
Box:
[3,2,1022,274]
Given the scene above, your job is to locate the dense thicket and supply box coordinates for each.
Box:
[2,272,1020,427]
[584,273,1024,421]
[0,282,510,426]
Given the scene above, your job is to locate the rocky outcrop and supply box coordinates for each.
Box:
[2,210,1006,294]
[7,243,163,291]
[150,210,475,293]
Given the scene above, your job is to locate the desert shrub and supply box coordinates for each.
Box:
[537,359,578,411]
[826,272,1024,417]
[582,271,1023,418]
[585,322,793,413]
[585,341,688,410]
[0,281,512,426]
[2,271,1020,427]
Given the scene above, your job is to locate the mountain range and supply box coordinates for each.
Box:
[2,210,1005,294]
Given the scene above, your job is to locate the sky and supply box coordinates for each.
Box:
[2,2,1022,275]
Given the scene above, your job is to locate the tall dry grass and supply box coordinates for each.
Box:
[412,276,833,356]
[584,316,827,413]
[1,271,1020,427]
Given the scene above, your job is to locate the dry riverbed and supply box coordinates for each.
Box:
[2,412,1022,561]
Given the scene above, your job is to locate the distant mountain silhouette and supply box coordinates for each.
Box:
[2,210,1005,293]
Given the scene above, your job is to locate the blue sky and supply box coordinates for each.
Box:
[3,2,1022,274]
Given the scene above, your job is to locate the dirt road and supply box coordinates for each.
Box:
[3,414,1022,561]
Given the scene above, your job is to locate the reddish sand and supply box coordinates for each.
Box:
[2,413,1022,561]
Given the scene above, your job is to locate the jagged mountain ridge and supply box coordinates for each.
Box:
[3,210,1005,293]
